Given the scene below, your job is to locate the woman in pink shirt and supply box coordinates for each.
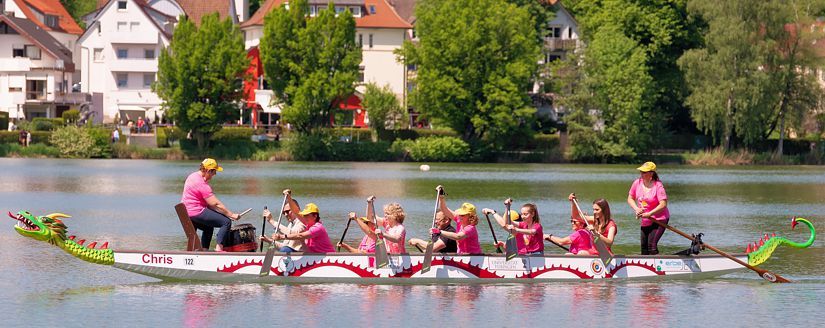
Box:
[485,200,544,255]
[180,158,242,251]
[337,213,377,253]
[434,192,482,254]
[273,190,335,253]
[627,162,670,255]
[569,193,617,252]
[366,199,407,254]
[544,217,597,255]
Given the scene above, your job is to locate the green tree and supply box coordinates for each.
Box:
[154,14,248,149]
[362,83,405,141]
[59,0,97,28]
[400,0,540,146]
[259,0,361,134]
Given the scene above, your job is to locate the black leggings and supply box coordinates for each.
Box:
[640,218,668,255]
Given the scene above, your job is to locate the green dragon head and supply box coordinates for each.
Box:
[9,210,69,244]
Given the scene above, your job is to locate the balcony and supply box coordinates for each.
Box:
[544,38,578,51]
[108,58,158,73]
[54,92,91,104]
[26,90,47,101]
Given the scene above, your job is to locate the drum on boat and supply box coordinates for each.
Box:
[224,223,257,252]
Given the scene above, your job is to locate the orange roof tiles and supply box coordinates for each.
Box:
[12,0,83,34]
[241,0,411,29]
[177,0,235,25]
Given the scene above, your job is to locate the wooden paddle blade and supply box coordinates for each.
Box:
[259,245,276,277]
[505,235,518,260]
[421,240,435,273]
[594,237,613,266]
[375,239,390,269]
[755,267,791,283]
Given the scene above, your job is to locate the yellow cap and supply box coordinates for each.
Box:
[201,158,223,172]
[508,210,522,222]
[454,203,476,216]
[637,161,657,172]
[299,203,320,216]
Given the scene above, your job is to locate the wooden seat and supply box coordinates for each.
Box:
[175,203,204,251]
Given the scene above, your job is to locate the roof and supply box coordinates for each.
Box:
[387,0,415,25]
[176,0,237,25]
[11,0,83,35]
[241,0,412,29]
[0,14,75,71]
[81,0,174,43]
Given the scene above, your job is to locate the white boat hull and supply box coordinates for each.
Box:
[112,250,750,283]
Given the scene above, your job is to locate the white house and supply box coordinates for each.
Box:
[240,0,412,123]
[534,0,582,123]
[0,0,85,120]
[78,0,241,124]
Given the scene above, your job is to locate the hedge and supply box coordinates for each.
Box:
[0,131,52,145]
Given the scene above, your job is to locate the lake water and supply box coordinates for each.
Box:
[1,158,823,327]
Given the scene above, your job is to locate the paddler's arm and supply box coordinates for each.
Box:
[507,225,537,235]
[596,226,617,247]
[544,233,571,246]
[627,194,643,217]
[483,208,507,228]
[435,229,466,241]
[640,200,667,218]
[283,189,309,226]
[438,194,455,219]
[205,195,238,220]
[352,212,378,239]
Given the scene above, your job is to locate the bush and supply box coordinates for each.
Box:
[326,127,372,142]
[0,143,60,157]
[0,131,51,145]
[285,133,393,161]
[30,117,64,131]
[213,127,255,143]
[392,136,471,162]
[112,143,185,160]
[49,126,109,158]
[156,126,186,147]
[62,109,80,125]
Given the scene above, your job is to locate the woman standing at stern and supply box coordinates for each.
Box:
[627,162,670,255]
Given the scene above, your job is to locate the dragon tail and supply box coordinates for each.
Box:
[747,217,815,266]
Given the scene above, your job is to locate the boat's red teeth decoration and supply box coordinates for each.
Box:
[391,258,503,278]
[68,235,76,240]
[100,242,109,249]
[519,264,592,279]
[605,260,663,278]
[77,239,85,246]
[289,259,380,278]
[218,259,284,275]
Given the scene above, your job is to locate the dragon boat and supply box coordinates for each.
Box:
[9,210,815,283]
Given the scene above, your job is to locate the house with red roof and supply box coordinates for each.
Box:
[240,0,412,128]
[1,0,86,120]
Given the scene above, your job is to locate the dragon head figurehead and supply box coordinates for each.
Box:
[9,210,69,244]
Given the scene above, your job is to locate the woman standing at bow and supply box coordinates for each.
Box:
[627,162,670,255]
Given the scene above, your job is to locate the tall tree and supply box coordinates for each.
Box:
[154,14,248,149]
[362,83,405,141]
[259,0,361,134]
[59,0,97,28]
[400,0,540,146]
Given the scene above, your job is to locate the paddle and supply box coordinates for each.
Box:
[572,198,614,266]
[259,206,268,252]
[259,194,288,277]
[421,185,443,273]
[503,199,518,261]
[368,196,390,268]
[483,213,503,253]
[238,208,252,218]
[643,217,791,283]
[336,215,353,252]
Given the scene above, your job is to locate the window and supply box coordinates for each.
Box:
[545,53,561,63]
[351,6,361,17]
[117,48,128,59]
[369,5,376,14]
[335,6,345,14]
[116,73,128,88]
[12,45,25,57]
[143,73,155,88]
[117,21,127,31]
[118,0,127,10]
[9,87,23,92]
[547,26,562,38]
[358,34,362,47]
[144,49,155,59]
[93,48,103,61]
[25,45,40,60]
[310,6,316,16]
[44,15,57,28]
[130,22,139,31]
[369,34,373,48]
[358,65,365,83]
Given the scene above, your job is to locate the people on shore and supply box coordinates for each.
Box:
[543,216,597,255]
[408,211,457,253]
[627,161,670,255]
[569,193,617,251]
[181,158,241,251]
[337,212,377,254]
[261,200,306,253]
[366,197,407,254]
[434,190,482,254]
[273,190,335,253]
[485,199,545,255]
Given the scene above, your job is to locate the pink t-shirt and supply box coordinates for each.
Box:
[629,179,670,227]
[569,229,597,255]
[358,235,376,253]
[181,171,213,217]
[305,221,335,253]
[516,221,544,254]
[382,222,406,254]
[457,225,482,254]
